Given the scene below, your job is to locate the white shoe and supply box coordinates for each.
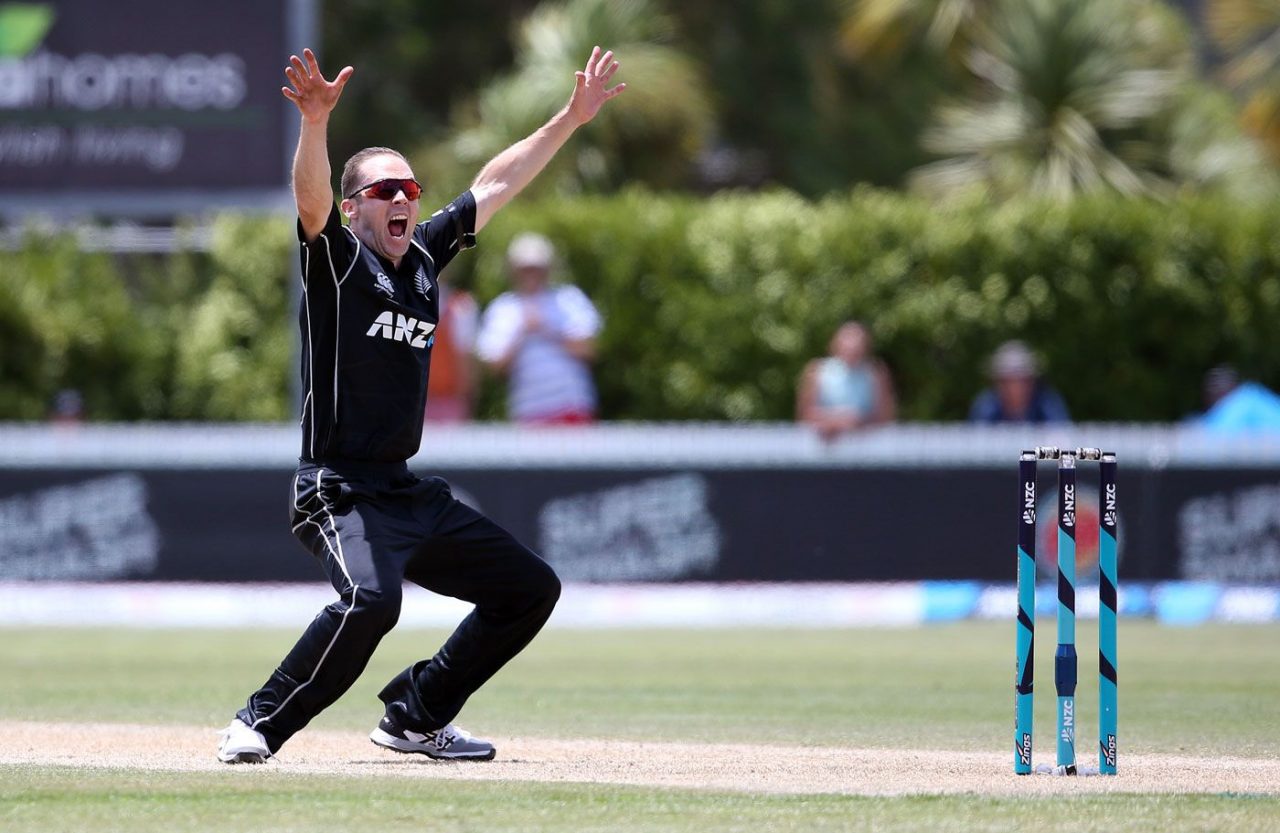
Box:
[217,718,271,764]
[370,715,496,760]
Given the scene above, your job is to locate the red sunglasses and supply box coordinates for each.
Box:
[345,177,422,201]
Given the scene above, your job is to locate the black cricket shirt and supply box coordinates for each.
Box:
[296,191,476,463]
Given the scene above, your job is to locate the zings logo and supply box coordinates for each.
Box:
[1017,732,1032,767]
[1102,733,1117,769]
[1061,484,1075,528]
[366,311,436,348]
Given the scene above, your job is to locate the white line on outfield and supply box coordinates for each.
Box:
[2,581,1276,628]
[0,582,925,628]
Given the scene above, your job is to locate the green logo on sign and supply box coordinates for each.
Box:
[0,3,54,58]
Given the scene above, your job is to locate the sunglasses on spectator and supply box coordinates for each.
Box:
[345,178,422,201]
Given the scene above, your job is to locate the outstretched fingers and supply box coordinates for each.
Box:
[333,65,354,92]
[303,47,321,78]
[289,54,309,84]
[570,46,625,122]
[281,49,354,112]
[595,50,614,78]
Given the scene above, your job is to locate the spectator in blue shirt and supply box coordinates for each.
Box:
[797,321,897,440]
[969,340,1070,424]
[1195,364,1280,431]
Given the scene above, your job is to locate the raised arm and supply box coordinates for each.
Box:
[471,46,626,232]
[281,48,354,242]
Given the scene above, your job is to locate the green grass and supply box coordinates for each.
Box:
[6,767,1280,833]
[3,622,1279,831]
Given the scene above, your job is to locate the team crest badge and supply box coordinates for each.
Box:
[414,267,432,300]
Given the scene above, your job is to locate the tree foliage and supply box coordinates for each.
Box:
[12,189,1279,423]
[908,0,1274,200]
[319,0,538,170]
[472,188,1280,422]
[840,0,995,60]
[1207,0,1280,163]
[446,0,712,194]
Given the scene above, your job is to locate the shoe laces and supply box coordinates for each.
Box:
[435,723,473,750]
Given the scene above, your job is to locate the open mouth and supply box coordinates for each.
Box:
[388,215,408,240]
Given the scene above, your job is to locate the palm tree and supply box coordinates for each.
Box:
[446,0,711,192]
[910,0,1195,199]
[839,0,995,62]
[1162,80,1277,198]
[1206,0,1280,163]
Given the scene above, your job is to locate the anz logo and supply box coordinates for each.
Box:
[366,311,436,349]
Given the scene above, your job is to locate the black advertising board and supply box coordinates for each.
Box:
[3,464,1280,584]
[0,0,307,215]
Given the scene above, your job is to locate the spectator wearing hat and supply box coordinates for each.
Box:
[476,233,602,423]
[969,340,1071,424]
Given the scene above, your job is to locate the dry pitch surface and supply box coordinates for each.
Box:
[5,720,1278,797]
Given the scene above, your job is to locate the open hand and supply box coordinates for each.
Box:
[568,46,626,125]
[281,48,353,123]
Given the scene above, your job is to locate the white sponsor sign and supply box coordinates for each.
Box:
[1178,482,1280,582]
[0,474,160,579]
[538,473,721,581]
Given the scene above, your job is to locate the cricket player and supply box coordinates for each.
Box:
[216,46,625,763]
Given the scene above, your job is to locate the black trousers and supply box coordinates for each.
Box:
[237,460,561,753]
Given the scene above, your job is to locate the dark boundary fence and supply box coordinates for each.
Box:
[2,449,1277,585]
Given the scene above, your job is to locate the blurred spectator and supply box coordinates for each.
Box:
[969,341,1070,424]
[796,321,896,440]
[476,233,602,424]
[424,282,480,423]
[48,388,83,425]
[1201,364,1240,412]
[1197,364,1280,431]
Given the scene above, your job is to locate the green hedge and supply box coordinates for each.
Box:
[5,188,1279,422]
[0,217,293,421]
[474,189,1280,421]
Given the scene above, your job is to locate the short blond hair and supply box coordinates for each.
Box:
[340,147,410,199]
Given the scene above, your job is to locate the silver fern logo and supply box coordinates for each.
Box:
[414,267,431,300]
[1103,483,1117,528]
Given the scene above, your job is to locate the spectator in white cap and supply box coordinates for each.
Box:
[476,233,602,423]
[969,340,1071,423]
